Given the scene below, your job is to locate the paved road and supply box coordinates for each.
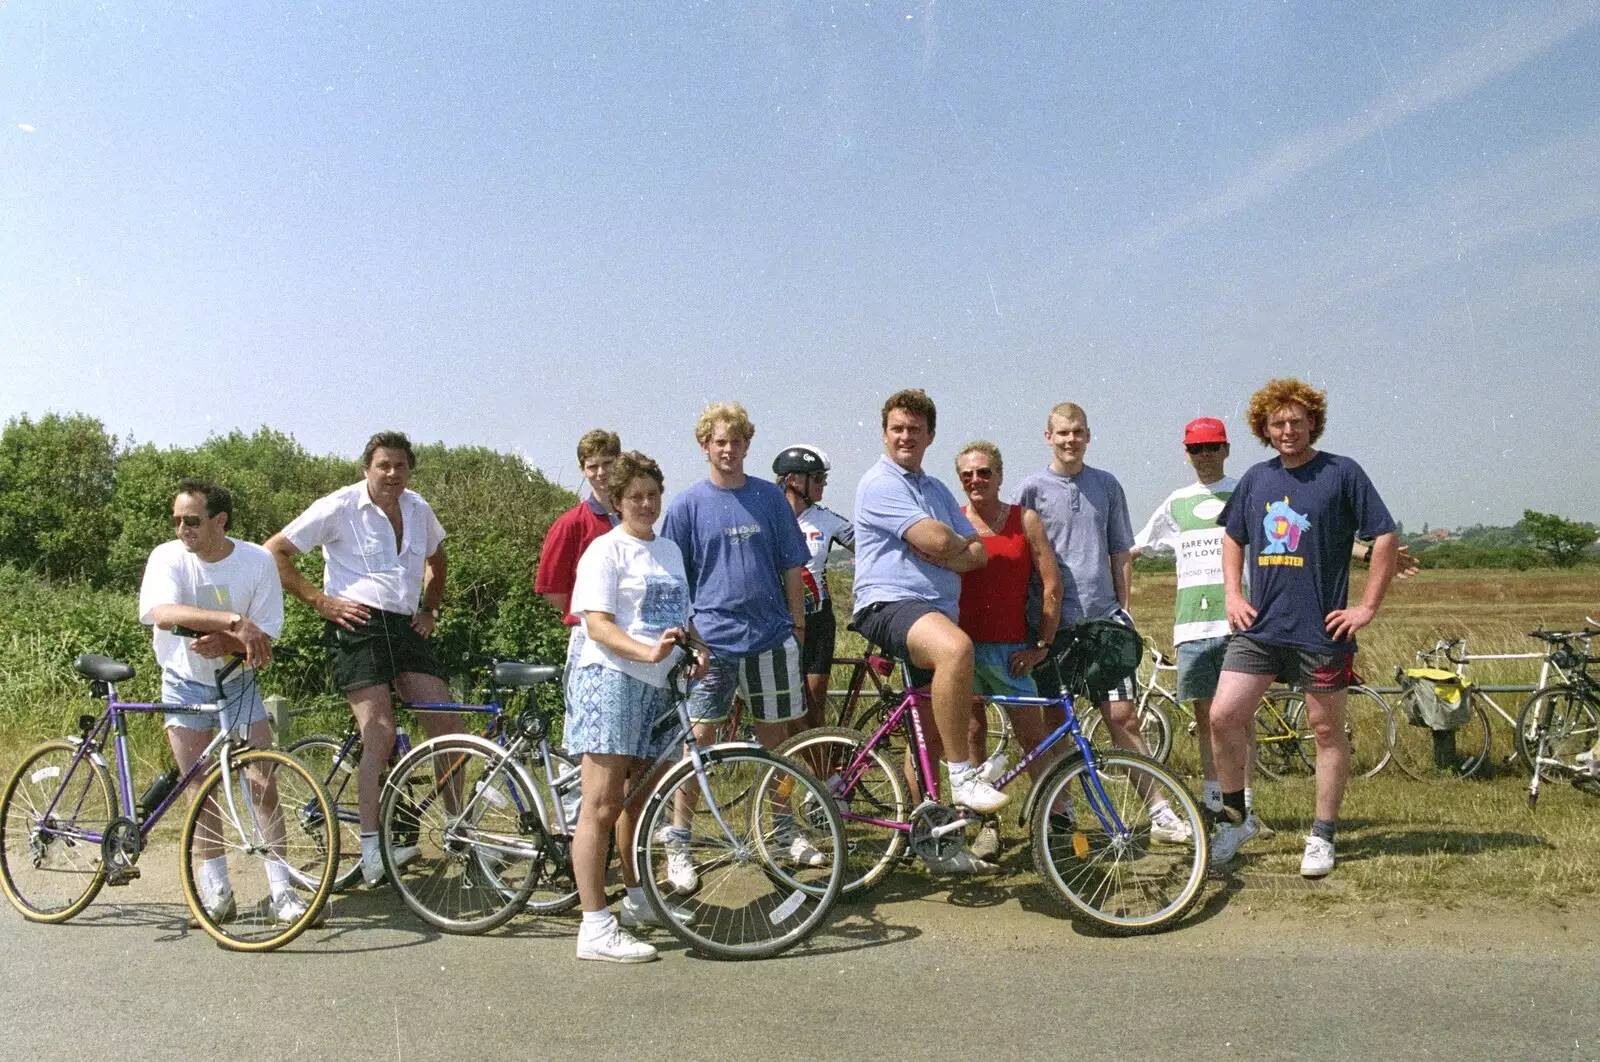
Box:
[3,863,1596,1062]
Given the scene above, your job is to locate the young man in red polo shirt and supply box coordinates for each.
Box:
[536,430,622,676]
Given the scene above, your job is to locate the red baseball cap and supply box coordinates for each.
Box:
[1183,417,1228,445]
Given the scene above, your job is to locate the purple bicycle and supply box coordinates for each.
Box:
[777,621,1209,935]
[0,653,338,951]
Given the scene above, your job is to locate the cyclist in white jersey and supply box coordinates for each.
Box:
[774,445,855,728]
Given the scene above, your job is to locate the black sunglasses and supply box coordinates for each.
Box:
[958,467,995,481]
[170,514,207,528]
[1185,443,1225,455]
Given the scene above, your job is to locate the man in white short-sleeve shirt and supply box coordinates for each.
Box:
[265,431,459,887]
[138,478,310,925]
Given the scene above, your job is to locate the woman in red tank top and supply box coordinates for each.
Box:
[955,443,1063,817]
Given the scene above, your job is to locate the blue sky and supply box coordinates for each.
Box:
[4,1,1597,529]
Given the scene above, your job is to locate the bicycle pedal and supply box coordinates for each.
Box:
[105,866,141,886]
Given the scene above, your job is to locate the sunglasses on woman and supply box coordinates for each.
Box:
[958,467,995,482]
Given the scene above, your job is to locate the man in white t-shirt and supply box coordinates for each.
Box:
[264,431,459,887]
[138,478,308,926]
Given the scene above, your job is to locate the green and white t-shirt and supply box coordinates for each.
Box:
[1133,477,1237,646]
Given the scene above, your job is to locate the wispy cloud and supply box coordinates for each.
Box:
[1149,0,1600,245]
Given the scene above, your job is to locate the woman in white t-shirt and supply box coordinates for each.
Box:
[566,451,707,964]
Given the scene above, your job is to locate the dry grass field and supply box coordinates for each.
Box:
[832,566,1600,910]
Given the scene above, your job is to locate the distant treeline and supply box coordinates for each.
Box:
[0,413,578,705]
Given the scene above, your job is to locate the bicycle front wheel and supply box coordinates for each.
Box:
[774,726,908,898]
[518,745,581,915]
[1390,698,1491,781]
[1516,686,1600,776]
[1082,696,1173,764]
[283,734,364,892]
[1253,693,1311,780]
[637,747,845,960]
[180,748,337,952]
[380,737,544,935]
[0,740,115,923]
[1030,751,1207,935]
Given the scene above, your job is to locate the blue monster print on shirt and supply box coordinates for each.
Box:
[1261,497,1311,555]
[639,577,689,631]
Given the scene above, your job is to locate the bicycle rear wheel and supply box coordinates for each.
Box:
[283,734,364,892]
[1029,751,1207,935]
[0,741,115,922]
[1516,686,1600,776]
[774,727,907,898]
[1268,687,1394,780]
[179,748,337,952]
[1390,698,1491,781]
[636,747,844,960]
[380,737,544,934]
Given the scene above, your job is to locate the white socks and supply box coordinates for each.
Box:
[200,855,230,902]
[1202,780,1223,811]
[264,858,294,901]
[360,832,381,862]
[945,760,974,781]
[581,909,616,935]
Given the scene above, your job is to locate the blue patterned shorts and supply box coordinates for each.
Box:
[564,664,679,760]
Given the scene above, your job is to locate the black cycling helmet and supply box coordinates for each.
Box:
[772,444,831,478]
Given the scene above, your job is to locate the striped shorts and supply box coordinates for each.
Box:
[686,637,806,725]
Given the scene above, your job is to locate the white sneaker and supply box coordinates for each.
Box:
[1300,835,1335,878]
[969,819,1001,861]
[656,827,699,894]
[921,846,997,874]
[619,894,692,929]
[785,833,830,867]
[1208,813,1259,867]
[576,920,658,963]
[187,888,236,929]
[1149,806,1193,844]
[269,890,326,927]
[950,772,1010,814]
[362,843,421,886]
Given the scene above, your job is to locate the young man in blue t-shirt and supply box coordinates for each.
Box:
[661,402,820,878]
[1206,380,1400,878]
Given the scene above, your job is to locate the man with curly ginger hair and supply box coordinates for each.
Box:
[1206,379,1400,878]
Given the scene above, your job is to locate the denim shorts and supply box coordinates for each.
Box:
[1175,636,1229,704]
[972,642,1038,698]
[160,670,267,733]
[563,664,679,760]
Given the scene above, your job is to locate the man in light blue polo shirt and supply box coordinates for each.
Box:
[852,388,1007,817]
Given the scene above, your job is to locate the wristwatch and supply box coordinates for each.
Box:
[227,612,243,631]
[420,605,440,617]
[1034,639,1050,651]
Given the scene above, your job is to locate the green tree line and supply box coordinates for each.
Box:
[0,413,577,709]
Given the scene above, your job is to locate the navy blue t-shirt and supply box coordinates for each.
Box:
[1218,452,1396,655]
[661,477,810,657]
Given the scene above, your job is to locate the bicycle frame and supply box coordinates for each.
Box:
[832,687,1131,839]
[40,684,239,851]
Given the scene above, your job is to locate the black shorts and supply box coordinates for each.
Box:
[1221,634,1355,692]
[801,606,837,676]
[324,609,447,693]
[852,600,937,689]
